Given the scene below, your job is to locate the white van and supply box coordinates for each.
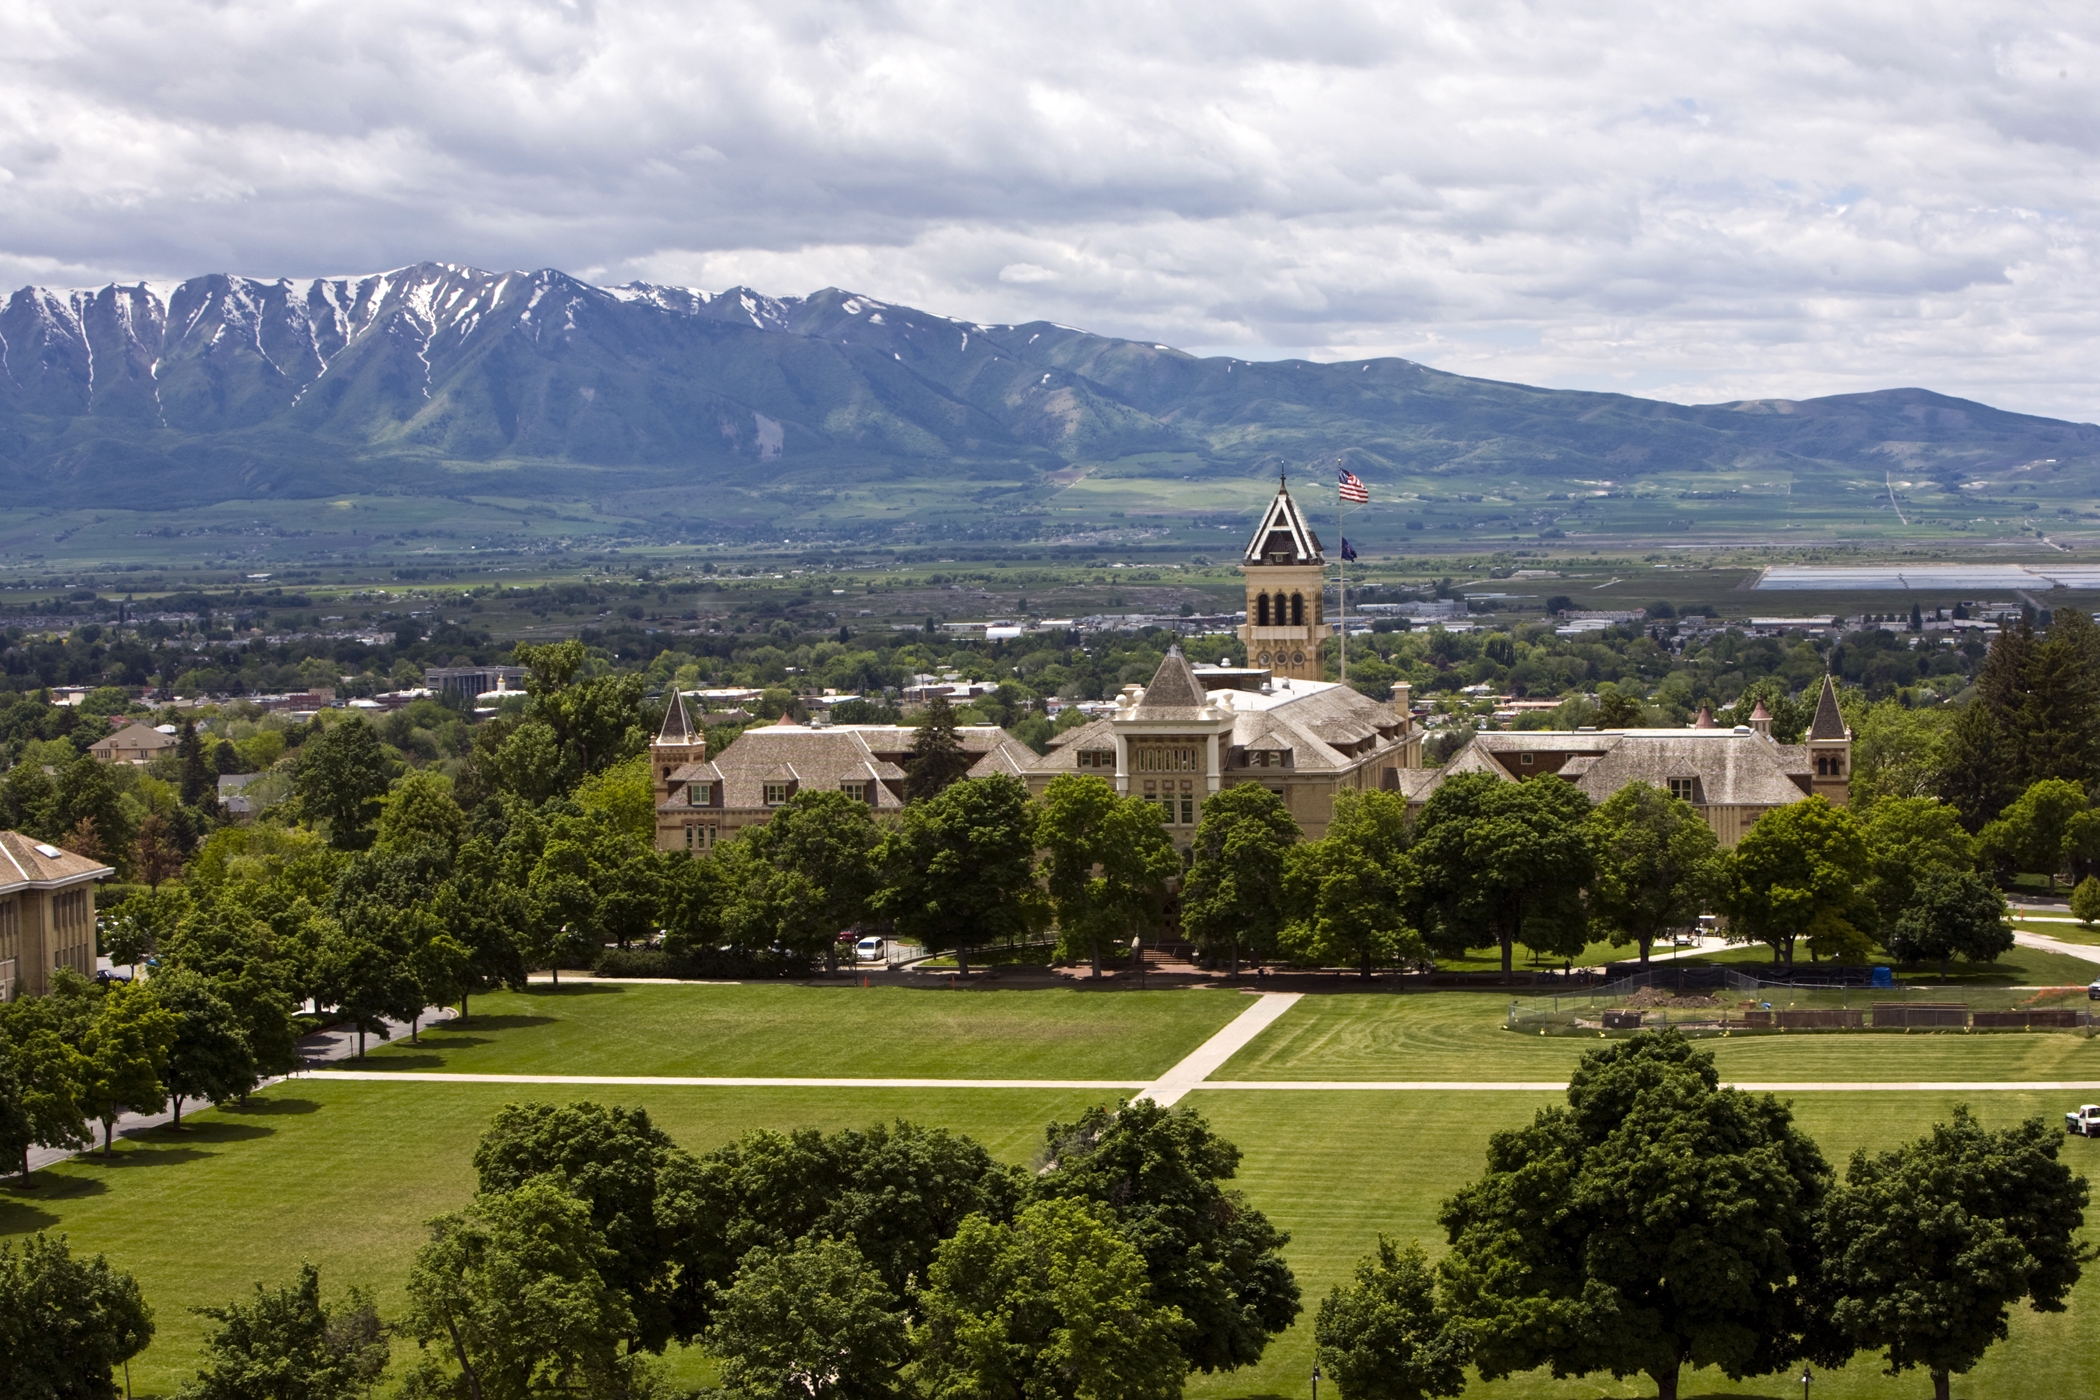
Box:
[855,935,886,962]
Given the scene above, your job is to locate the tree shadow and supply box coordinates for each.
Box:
[424,1014,558,1034]
[521,981,625,998]
[140,1118,277,1146]
[222,1095,322,1116]
[0,1195,66,1235]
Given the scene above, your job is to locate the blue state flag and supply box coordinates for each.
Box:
[1340,537,1358,562]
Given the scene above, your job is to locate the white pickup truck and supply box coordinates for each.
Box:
[2067,1105,2100,1137]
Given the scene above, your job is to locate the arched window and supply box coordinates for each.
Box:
[1291,593,1304,625]
[1256,594,1270,626]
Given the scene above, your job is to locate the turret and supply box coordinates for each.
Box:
[1237,476,1331,683]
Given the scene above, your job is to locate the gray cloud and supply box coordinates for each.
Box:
[3,1,2099,416]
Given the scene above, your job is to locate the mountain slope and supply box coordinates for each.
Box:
[2,263,2096,536]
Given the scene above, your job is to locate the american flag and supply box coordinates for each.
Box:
[1338,468,1370,504]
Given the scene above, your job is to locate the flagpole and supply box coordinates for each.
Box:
[1338,490,1347,684]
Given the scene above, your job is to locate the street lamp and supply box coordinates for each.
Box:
[1311,1363,1321,1400]
[1800,1365,1812,1399]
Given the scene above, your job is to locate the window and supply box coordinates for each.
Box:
[1290,593,1304,625]
[1256,595,1270,626]
[1077,749,1113,769]
[685,823,718,851]
[763,783,791,806]
[1180,795,1195,825]
[841,782,867,801]
[1520,753,1534,766]
[687,782,712,806]
[1667,777,1697,802]
[1135,746,1200,772]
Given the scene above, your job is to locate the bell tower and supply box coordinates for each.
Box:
[652,690,707,807]
[1805,674,1852,806]
[1237,476,1330,683]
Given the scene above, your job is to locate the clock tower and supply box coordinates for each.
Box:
[1237,477,1330,683]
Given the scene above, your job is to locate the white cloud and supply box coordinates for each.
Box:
[4,1,2100,417]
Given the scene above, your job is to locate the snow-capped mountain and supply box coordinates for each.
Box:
[2,261,2094,518]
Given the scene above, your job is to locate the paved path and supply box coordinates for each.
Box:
[2013,929,2100,966]
[28,1006,456,1172]
[306,1071,1149,1090]
[1135,991,1301,1106]
[1195,1079,2100,1093]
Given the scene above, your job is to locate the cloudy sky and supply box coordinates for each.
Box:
[4,1,2098,417]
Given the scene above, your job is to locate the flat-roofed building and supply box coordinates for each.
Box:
[0,832,114,1000]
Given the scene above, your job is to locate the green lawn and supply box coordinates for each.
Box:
[1694,941,2100,987]
[351,981,1247,1080]
[2017,916,2100,948]
[1215,992,2100,1084]
[1194,1090,2100,1400]
[1,1084,1109,1396]
[8,984,2100,1399]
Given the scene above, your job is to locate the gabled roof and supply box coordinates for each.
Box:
[89,722,175,752]
[1243,479,1324,566]
[1808,675,1847,741]
[0,831,113,889]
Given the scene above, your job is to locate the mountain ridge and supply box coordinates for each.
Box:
[3,262,2096,540]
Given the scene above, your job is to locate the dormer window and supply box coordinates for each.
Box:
[1076,749,1113,769]
[1667,777,1697,802]
[841,782,867,802]
[763,783,791,806]
[687,782,713,806]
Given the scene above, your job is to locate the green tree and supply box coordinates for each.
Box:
[1583,781,1722,965]
[1821,1107,2092,1400]
[1280,791,1421,977]
[181,1262,388,1400]
[1035,775,1180,977]
[573,754,657,842]
[178,716,219,813]
[1179,784,1300,975]
[1440,1032,1837,1400]
[100,884,194,972]
[873,776,1040,976]
[78,980,178,1155]
[525,837,605,983]
[1719,796,1871,969]
[1033,1100,1299,1374]
[375,771,469,856]
[52,753,137,873]
[514,640,648,784]
[677,1119,1025,1330]
[910,1198,1189,1400]
[314,922,422,1058]
[151,967,256,1128]
[472,1101,701,1353]
[401,1179,642,1400]
[1859,796,1976,936]
[2071,875,2100,926]
[1412,771,1594,977]
[904,694,973,802]
[0,1020,91,1179]
[2015,608,2100,790]
[294,720,395,851]
[412,935,475,1028]
[707,1236,908,1400]
[1846,698,1952,807]
[745,790,885,966]
[0,1233,155,1400]
[1313,1238,1469,1400]
[1887,869,2013,978]
[1979,777,2090,889]
[1935,616,2032,830]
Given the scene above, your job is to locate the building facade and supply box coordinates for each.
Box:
[0,832,114,1000]
[650,695,1036,853]
[89,722,177,765]
[1395,676,1853,846]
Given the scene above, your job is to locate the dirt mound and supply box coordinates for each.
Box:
[1621,987,1723,1010]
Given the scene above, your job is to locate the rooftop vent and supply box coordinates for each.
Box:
[34,843,62,858]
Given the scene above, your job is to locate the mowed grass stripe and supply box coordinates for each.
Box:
[1217,991,2100,1084]
[351,982,1251,1080]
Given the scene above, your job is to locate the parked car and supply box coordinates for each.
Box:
[2088,978,2100,1001]
[2067,1105,2100,1137]
[855,935,886,962]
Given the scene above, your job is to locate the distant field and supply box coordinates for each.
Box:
[350,981,1247,1080]
[8,982,2100,1399]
